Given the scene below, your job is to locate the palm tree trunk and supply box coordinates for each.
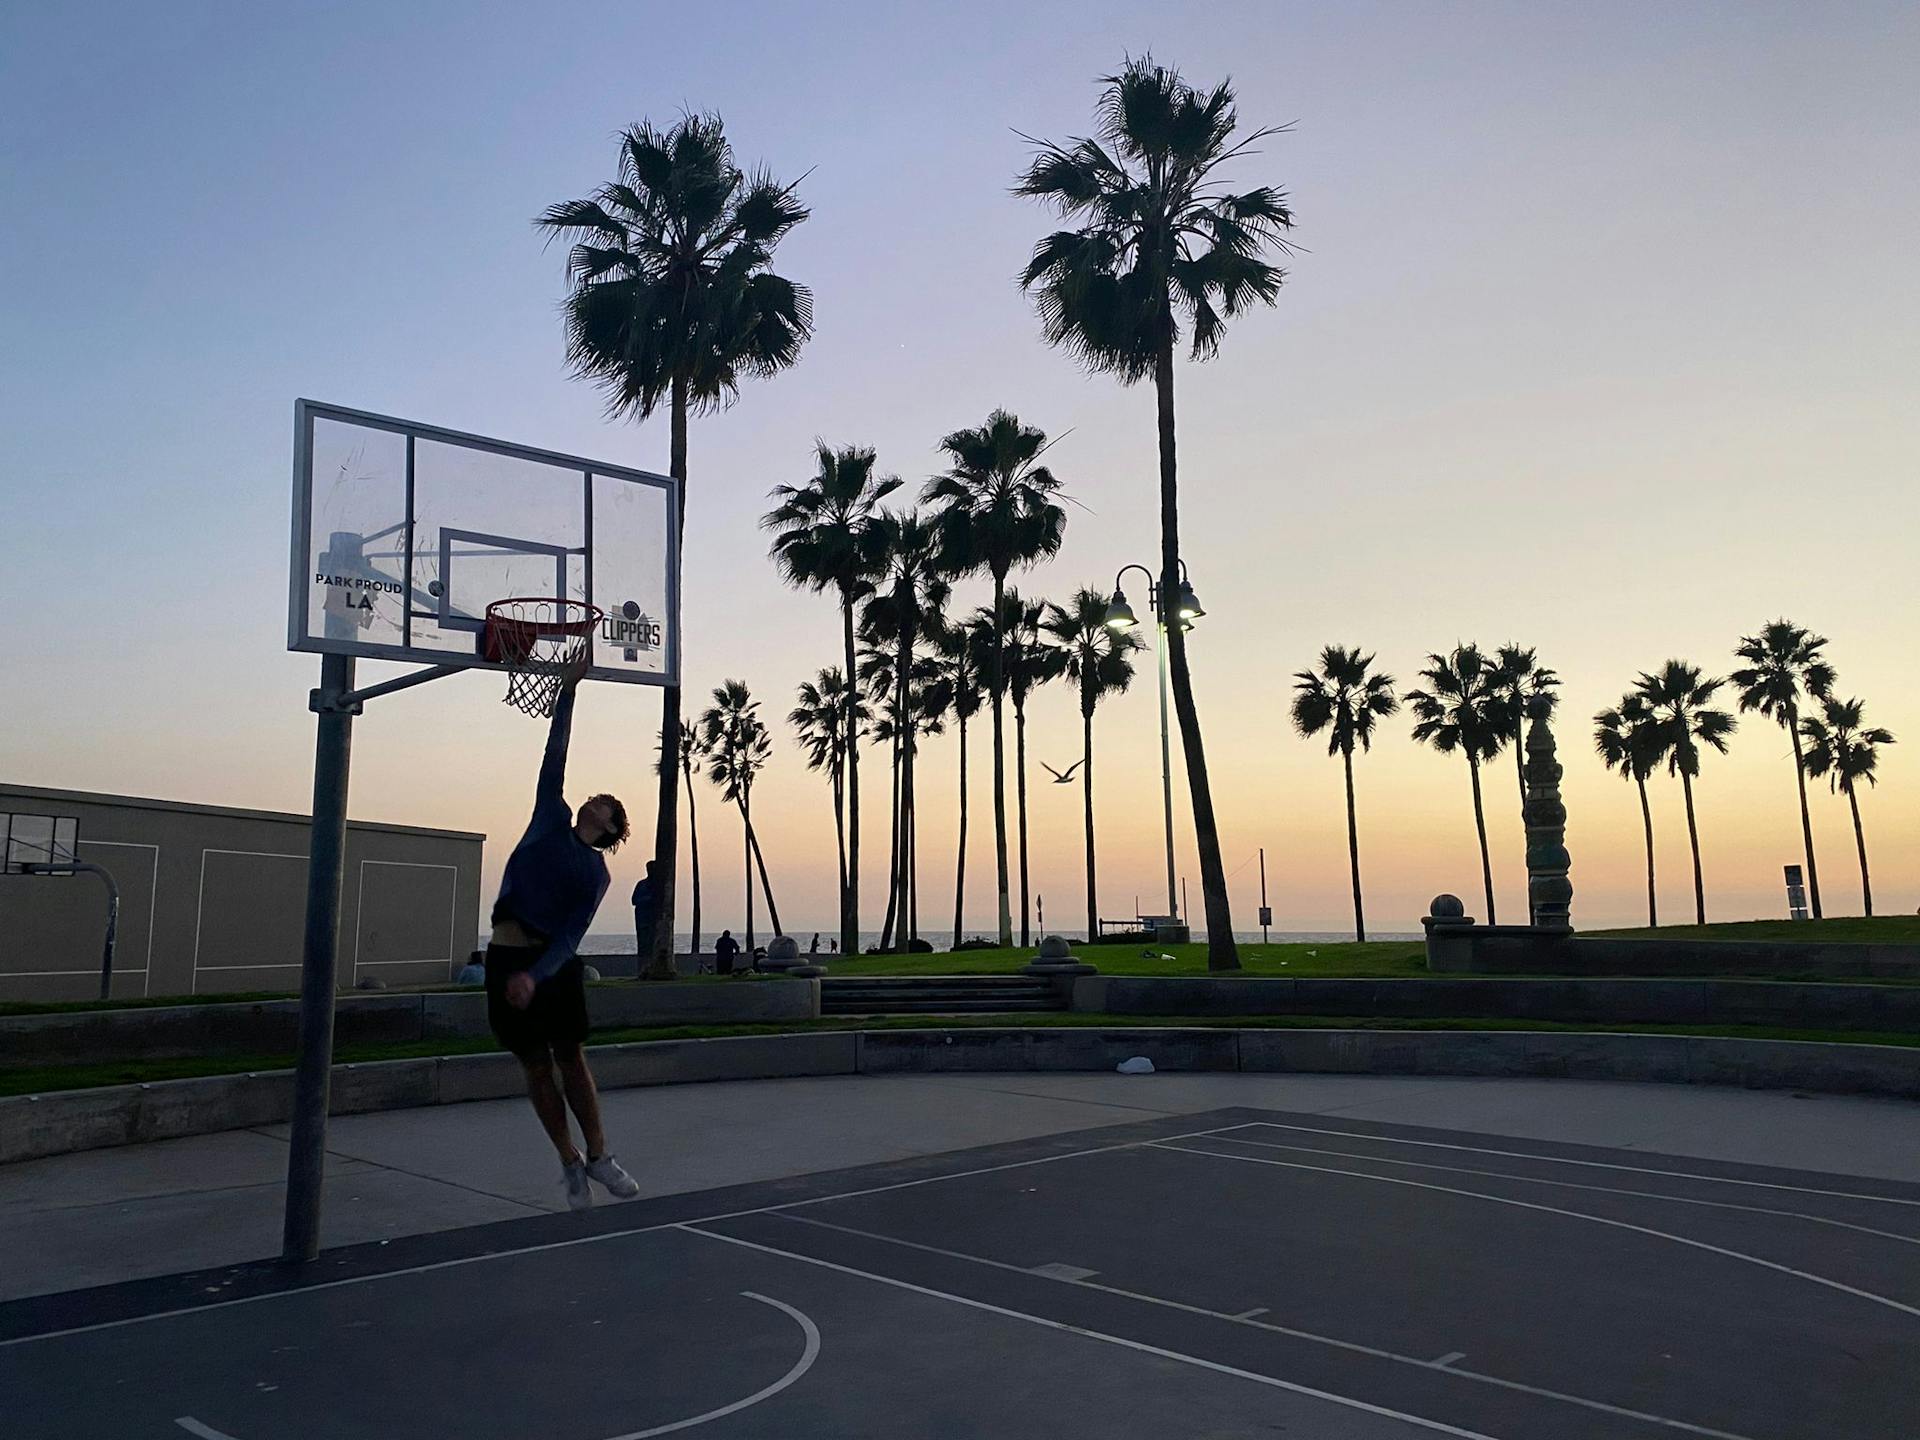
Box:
[1635,772,1656,928]
[684,757,702,956]
[740,798,754,952]
[1788,720,1823,920]
[1154,339,1237,971]
[894,613,913,953]
[1681,769,1706,925]
[952,713,969,948]
[1016,702,1032,947]
[878,730,901,951]
[1082,704,1097,943]
[1469,754,1496,926]
[1848,785,1872,918]
[905,733,919,946]
[644,373,690,979]
[831,761,847,917]
[1342,744,1366,943]
[839,594,861,959]
[1514,723,1532,923]
[746,793,782,936]
[990,574,1012,946]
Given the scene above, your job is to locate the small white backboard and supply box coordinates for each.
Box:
[288,399,679,686]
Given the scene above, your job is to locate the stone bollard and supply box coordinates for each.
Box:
[1022,934,1097,978]
[759,935,805,975]
[1523,694,1574,931]
[1421,894,1477,972]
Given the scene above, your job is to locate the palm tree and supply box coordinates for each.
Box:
[699,680,780,948]
[983,588,1064,946]
[1800,697,1896,918]
[1731,620,1836,920]
[681,741,704,957]
[1594,693,1663,928]
[924,411,1067,947]
[763,445,900,956]
[1043,590,1143,942]
[1406,645,1509,924]
[860,646,943,950]
[861,511,950,951]
[1018,59,1296,971]
[1491,646,1560,921]
[790,668,866,922]
[924,620,987,947]
[1635,661,1737,926]
[1290,646,1399,942]
[539,115,811,978]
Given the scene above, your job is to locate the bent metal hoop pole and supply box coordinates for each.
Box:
[23,861,120,999]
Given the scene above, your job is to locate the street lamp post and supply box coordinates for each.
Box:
[1107,562,1204,930]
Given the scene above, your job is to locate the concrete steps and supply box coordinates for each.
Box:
[821,975,1064,1016]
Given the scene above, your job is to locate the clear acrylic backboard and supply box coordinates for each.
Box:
[287,400,679,686]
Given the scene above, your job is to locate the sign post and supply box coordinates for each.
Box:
[1258,848,1271,944]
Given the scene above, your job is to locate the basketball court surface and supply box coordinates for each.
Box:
[5,1106,1915,1438]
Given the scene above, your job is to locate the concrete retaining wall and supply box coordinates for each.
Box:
[0,980,820,1069]
[1072,975,1920,1032]
[1425,925,1920,979]
[4,1026,1915,1165]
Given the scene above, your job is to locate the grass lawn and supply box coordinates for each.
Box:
[831,939,1429,979]
[1591,915,1920,945]
[6,1010,1916,1098]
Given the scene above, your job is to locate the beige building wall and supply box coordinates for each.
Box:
[0,784,483,1002]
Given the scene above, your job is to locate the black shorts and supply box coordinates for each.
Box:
[485,942,589,1061]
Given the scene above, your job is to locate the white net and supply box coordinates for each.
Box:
[484,598,602,719]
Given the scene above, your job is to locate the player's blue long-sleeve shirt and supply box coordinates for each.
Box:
[491,689,609,985]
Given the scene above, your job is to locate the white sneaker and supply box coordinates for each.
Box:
[585,1154,640,1199]
[562,1158,593,1211]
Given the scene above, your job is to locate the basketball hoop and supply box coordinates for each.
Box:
[482,598,604,718]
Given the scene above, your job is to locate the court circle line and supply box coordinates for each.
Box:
[173,1289,820,1440]
[1151,1142,1920,1322]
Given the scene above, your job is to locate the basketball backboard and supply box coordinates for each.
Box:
[1,811,78,875]
[287,400,679,685]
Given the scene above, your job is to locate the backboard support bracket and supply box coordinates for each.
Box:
[310,661,466,715]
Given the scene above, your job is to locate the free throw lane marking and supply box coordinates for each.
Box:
[1152,1142,1920,1322]
[174,1291,818,1440]
[1433,1353,1468,1369]
[775,1211,1761,1438]
[676,1224,1505,1440]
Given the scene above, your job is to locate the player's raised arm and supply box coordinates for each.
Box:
[534,652,592,813]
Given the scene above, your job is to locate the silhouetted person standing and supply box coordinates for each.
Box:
[714,929,741,976]
[631,859,659,973]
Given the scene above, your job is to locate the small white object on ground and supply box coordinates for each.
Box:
[1116,1056,1155,1075]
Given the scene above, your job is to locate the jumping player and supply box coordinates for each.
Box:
[486,662,641,1210]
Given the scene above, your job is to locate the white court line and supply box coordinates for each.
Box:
[772,1212,1758,1440]
[171,1290,820,1440]
[1209,1135,1920,1248]
[676,1225,1504,1440]
[0,1121,1245,1351]
[1235,1122,1920,1208]
[1153,1143,1920,1323]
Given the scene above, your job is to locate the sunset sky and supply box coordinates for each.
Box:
[4,2,1917,940]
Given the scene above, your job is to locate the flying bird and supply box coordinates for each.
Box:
[1041,760,1083,784]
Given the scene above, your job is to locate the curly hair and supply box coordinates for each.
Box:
[584,793,629,851]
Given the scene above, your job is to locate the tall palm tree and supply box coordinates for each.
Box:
[924,411,1067,947]
[924,619,988,947]
[699,680,780,948]
[763,445,900,955]
[983,588,1065,946]
[1594,693,1663,928]
[860,647,943,950]
[790,668,866,920]
[681,741,704,957]
[1800,697,1896,918]
[539,115,811,978]
[1731,620,1836,920]
[1635,661,1737,926]
[1491,646,1560,921]
[1290,646,1399,942]
[1043,590,1143,942]
[1019,61,1294,972]
[861,511,950,951]
[1406,645,1509,925]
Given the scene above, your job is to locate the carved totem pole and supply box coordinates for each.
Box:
[1523,693,1573,929]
